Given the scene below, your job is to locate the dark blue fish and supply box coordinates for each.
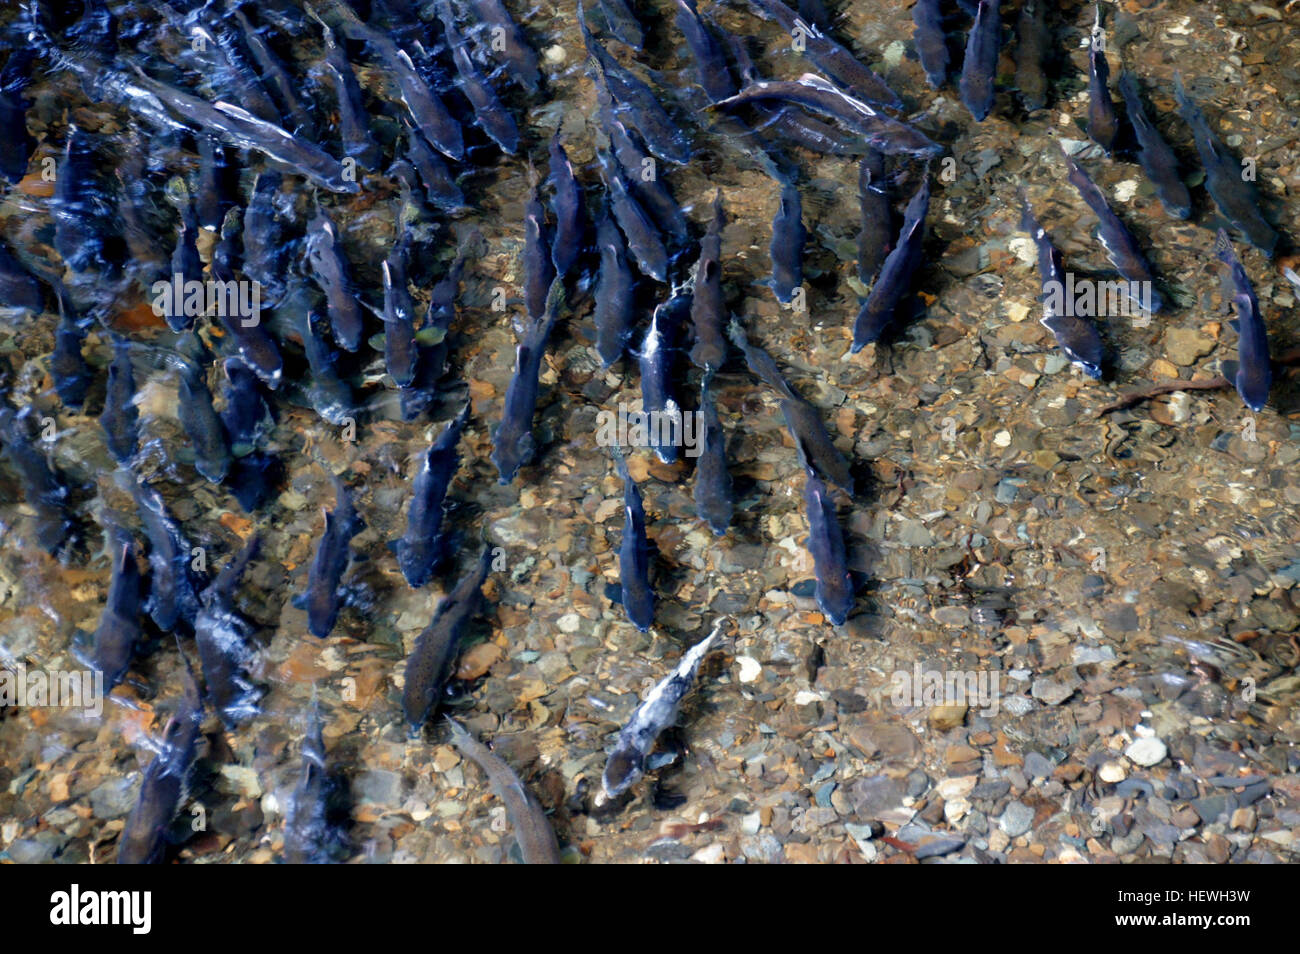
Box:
[770,178,805,305]
[1020,197,1104,379]
[748,0,902,109]
[402,126,469,215]
[1174,73,1278,257]
[1086,5,1118,154]
[0,407,70,554]
[89,534,141,691]
[1063,153,1163,314]
[128,474,205,632]
[293,473,365,640]
[227,450,280,514]
[401,236,473,421]
[186,12,280,126]
[598,151,669,283]
[602,108,690,242]
[166,189,202,332]
[911,0,949,89]
[638,294,689,465]
[53,124,118,275]
[320,20,381,169]
[958,0,1000,122]
[674,0,734,103]
[524,181,555,320]
[614,451,655,632]
[714,75,941,157]
[402,547,493,732]
[0,49,35,183]
[1014,0,1049,111]
[597,0,645,50]
[857,150,892,286]
[219,357,271,458]
[0,238,41,317]
[101,336,139,464]
[594,211,637,368]
[693,371,733,536]
[801,465,853,626]
[464,0,541,93]
[241,169,288,306]
[196,134,238,234]
[492,279,564,483]
[436,0,519,154]
[688,191,727,372]
[852,176,929,350]
[1117,71,1191,220]
[283,701,351,863]
[117,664,202,865]
[383,233,419,388]
[167,343,232,484]
[548,137,586,277]
[194,535,263,729]
[50,285,91,409]
[232,8,316,138]
[306,207,366,351]
[394,403,470,588]
[1216,230,1271,413]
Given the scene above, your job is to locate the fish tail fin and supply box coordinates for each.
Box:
[1213,228,1236,266]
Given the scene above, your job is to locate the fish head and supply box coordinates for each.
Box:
[600,746,643,801]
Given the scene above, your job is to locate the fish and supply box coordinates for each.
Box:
[548,137,586,277]
[1215,230,1271,412]
[0,407,70,554]
[674,0,734,103]
[492,279,565,483]
[196,135,237,234]
[394,403,470,588]
[101,336,139,465]
[1116,71,1192,220]
[598,619,725,803]
[403,125,469,215]
[329,2,466,162]
[1086,5,1118,154]
[0,48,36,183]
[912,0,949,90]
[218,357,271,458]
[320,19,381,169]
[856,150,892,286]
[117,663,203,864]
[598,151,669,283]
[400,236,472,421]
[851,176,929,350]
[89,535,142,691]
[194,535,263,729]
[297,310,353,426]
[166,186,202,331]
[383,233,419,387]
[0,239,42,317]
[958,0,1000,123]
[596,0,646,51]
[436,0,519,154]
[1063,153,1164,314]
[688,191,727,372]
[464,0,541,93]
[769,178,805,305]
[714,75,941,158]
[614,450,655,632]
[128,473,205,632]
[581,1,692,165]
[693,371,734,536]
[1174,73,1278,257]
[184,12,281,126]
[446,718,560,864]
[241,169,289,307]
[747,0,902,109]
[523,181,555,321]
[594,211,637,368]
[402,547,493,732]
[283,702,351,863]
[1020,197,1104,378]
[638,294,689,465]
[1014,0,1049,111]
[53,124,118,275]
[231,8,316,139]
[292,473,365,639]
[729,320,855,495]
[801,465,853,625]
[167,344,232,484]
[50,285,92,409]
[602,108,690,242]
[305,207,366,351]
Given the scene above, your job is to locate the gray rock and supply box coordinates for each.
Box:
[90,777,139,819]
[905,769,931,798]
[355,769,403,805]
[645,838,693,862]
[1023,751,1055,779]
[848,774,905,819]
[972,779,1012,800]
[999,801,1035,838]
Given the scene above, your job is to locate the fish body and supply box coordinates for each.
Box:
[600,153,669,283]
[232,8,315,138]
[0,239,42,317]
[1021,199,1104,378]
[802,467,853,625]
[1215,230,1271,412]
[404,126,469,214]
[599,620,724,801]
[294,475,364,639]
[1014,0,1049,111]
[851,176,929,350]
[53,125,115,274]
[283,705,351,863]
[219,357,271,458]
[548,137,585,277]
[170,347,232,484]
[51,287,91,409]
[383,234,419,387]
[688,192,727,371]
[322,25,380,169]
[856,150,892,286]
[638,295,688,465]
[437,0,519,154]
[242,169,288,306]
[492,279,564,483]
[0,49,35,183]
[101,336,139,464]
[194,536,263,729]
[395,403,469,588]
[594,212,637,368]
[614,452,655,632]
[1086,5,1118,153]
[0,408,69,554]
[1174,74,1278,257]
[1116,71,1191,220]
[693,372,733,536]
[306,209,366,351]
[523,183,555,320]
[674,0,734,103]
[958,0,1000,122]
[301,311,354,426]
[912,0,949,89]
[769,179,805,305]
[402,548,493,731]
[90,537,142,690]
[597,0,646,50]
[465,0,541,92]
[130,475,204,632]
[603,113,690,242]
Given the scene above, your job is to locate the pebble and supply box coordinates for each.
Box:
[89,777,138,819]
[999,801,1035,838]
[1098,761,1127,783]
[1125,737,1168,767]
[1023,751,1055,779]
[737,656,762,683]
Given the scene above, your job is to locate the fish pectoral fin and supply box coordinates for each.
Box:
[290,592,308,611]
[1220,359,1239,381]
